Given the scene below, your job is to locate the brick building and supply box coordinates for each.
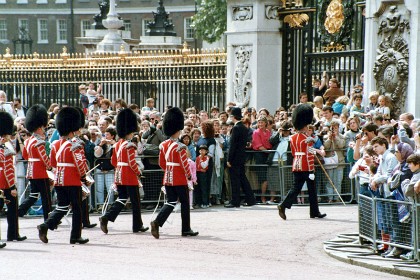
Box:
[0,0,200,54]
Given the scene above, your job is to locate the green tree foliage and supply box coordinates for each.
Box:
[192,0,227,43]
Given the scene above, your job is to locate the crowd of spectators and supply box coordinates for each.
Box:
[2,76,420,257]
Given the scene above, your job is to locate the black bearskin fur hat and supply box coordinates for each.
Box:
[292,103,313,130]
[163,107,184,137]
[25,104,48,133]
[0,112,14,136]
[55,107,81,136]
[116,108,138,138]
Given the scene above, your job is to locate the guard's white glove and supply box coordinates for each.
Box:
[187,180,194,191]
[307,147,316,154]
[309,173,315,180]
[161,186,167,194]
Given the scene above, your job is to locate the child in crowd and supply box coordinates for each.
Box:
[332,95,349,116]
[313,96,324,122]
[365,91,379,113]
[373,95,391,120]
[186,150,197,210]
[349,93,365,118]
[195,145,210,208]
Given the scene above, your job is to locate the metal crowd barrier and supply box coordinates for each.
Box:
[358,194,419,261]
[244,149,354,204]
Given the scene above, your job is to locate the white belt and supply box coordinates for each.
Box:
[166,162,180,166]
[28,158,41,162]
[117,162,129,166]
[295,152,306,156]
[57,163,76,167]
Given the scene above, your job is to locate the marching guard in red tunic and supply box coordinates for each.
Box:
[0,111,27,247]
[277,104,326,220]
[37,107,90,244]
[150,107,198,239]
[18,105,52,221]
[99,108,149,234]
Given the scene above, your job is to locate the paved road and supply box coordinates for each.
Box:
[1,204,411,280]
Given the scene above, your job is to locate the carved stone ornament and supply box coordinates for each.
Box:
[232,6,253,21]
[373,5,410,117]
[265,5,281,20]
[233,46,252,108]
[324,0,345,34]
[284,13,309,28]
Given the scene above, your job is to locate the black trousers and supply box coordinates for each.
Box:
[18,178,52,221]
[104,185,144,232]
[0,188,20,240]
[229,165,256,207]
[281,172,321,216]
[155,185,191,233]
[45,187,83,239]
[195,172,210,206]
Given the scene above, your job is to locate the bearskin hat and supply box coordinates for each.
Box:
[74,106,86,129]
[162,107,184,137]
[25,104,48,133]
[0,112,14,136]
[116,108,138,138]
[292,103,313,130]
[55,107,81,136]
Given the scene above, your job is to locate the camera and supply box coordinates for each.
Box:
[247,108,252,113]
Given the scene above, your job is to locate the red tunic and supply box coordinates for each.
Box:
[196,155,209,173]
[111,139,141,186]
[23,135,51,179]
[159,139,191,186]
[290,132,314,172]
[0,143,16,189]
[50,138,88,187]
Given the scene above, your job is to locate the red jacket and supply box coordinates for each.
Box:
[23,135,51,179]
[196,155,209,173]
[290,132,314,172]
[159,139,191,186]
[112,139,141,186]
[50,138,88,187]
[0,143,16,189]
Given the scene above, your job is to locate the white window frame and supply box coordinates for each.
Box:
[142,19,152,36]
[36,0,48,4]
[184,17,194,40]
[0,0,6,4]
[37,19,48,44]
[55,0,67,3]
[123,20,131,32]
[18,19,29,40]
[17,0,28,4]
[56,19,67,44]
[0,19,7,42]
[81,20,91,37]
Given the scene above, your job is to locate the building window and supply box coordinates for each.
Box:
[0,20,7,41]
[81,20,91,37]
[184,17,194,40]
[56,19,67,43]
[17,0,28,3]
[36,0,48,3]
[0,0,6,4]
[142,19,152,36]
[55,0,66,3]
[18,19,29,39]
[37,19,48,43]
[123,20,131,32]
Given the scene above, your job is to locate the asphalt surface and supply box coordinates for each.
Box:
[0,204,413,280]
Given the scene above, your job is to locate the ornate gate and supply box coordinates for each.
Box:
[279,0,365,107]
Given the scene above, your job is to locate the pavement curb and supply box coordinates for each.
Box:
[324,233,420,279]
